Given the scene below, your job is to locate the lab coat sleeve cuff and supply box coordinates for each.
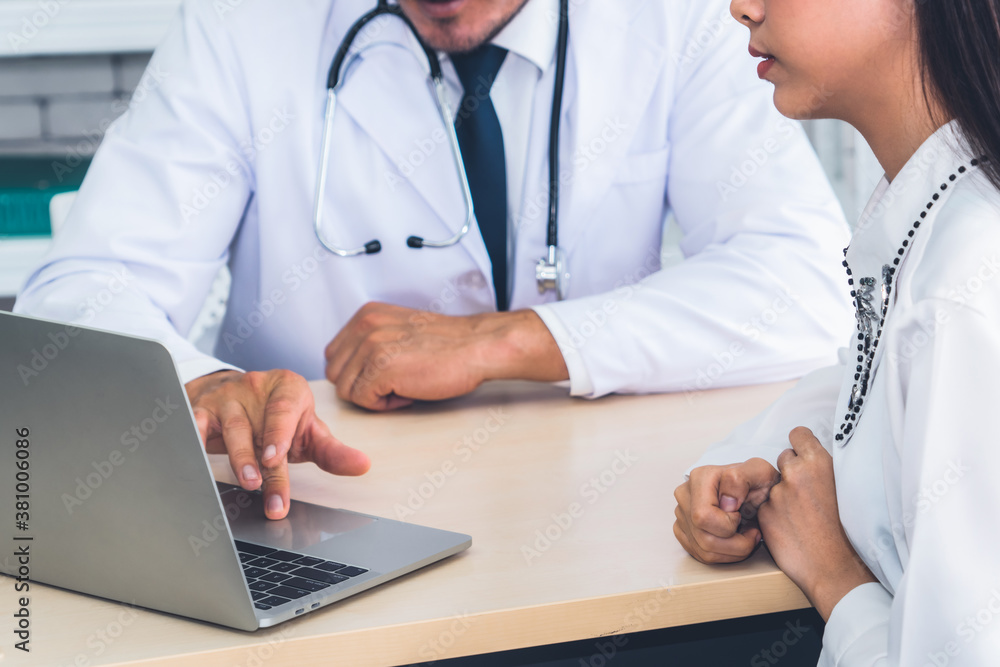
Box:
[819,582,893,667]
[176,356,244,387]
[530,304,596,398]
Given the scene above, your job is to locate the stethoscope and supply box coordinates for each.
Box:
[312,0,571,301]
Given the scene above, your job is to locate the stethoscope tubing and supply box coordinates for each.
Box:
[312,0,570,297]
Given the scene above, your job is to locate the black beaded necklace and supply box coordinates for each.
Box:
[834,157,985,444]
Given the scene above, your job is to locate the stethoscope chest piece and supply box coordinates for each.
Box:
[535,247,570,301]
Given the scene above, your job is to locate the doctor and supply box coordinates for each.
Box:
[16,0,851,519]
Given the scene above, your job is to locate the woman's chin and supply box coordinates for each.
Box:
[773,88,829,122]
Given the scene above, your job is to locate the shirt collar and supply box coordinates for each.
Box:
[489,0,560,73]
[852,119,972,270]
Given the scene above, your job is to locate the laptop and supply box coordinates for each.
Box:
[0,311,471,630]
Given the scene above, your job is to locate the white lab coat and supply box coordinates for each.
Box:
[696,122,1000,665]
[15,0,852,396]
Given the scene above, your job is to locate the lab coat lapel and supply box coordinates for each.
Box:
[334,19,494,280]
[559,2,667,256]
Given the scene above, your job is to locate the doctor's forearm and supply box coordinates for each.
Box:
[483,310,570,384]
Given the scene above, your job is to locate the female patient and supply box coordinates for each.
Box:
[674,0,1000,664]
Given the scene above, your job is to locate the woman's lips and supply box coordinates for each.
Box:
[757,57,775,78]
[749,45,776,79]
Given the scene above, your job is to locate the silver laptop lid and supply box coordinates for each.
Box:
[0,312,258,631]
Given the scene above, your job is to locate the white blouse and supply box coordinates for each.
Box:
[695,121,1000,665]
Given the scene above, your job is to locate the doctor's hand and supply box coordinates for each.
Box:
[757,427,876,621]
[673,458,780,564]
[185,369,371,520]
[324,302,569,411]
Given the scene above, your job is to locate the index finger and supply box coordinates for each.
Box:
[776,447,797,474]
[788,426,824,458]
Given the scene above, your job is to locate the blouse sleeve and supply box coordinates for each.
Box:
[690,355,845,473]
[821,297,1000,665]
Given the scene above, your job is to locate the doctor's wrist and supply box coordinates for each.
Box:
[477,310,569,384]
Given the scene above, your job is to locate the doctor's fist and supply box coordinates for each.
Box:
[324,302,568,411]
[185,369,371,520]
[673,458,780,564]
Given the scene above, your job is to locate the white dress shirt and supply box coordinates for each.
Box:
[15,0,852,398]
[695,121,1000,665]
[439,0,559,302]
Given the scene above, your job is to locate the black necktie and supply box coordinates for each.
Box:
[451,45,509,312]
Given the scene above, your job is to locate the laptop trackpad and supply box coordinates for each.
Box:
[218,483,375,552]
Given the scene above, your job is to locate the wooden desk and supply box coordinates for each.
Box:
[5,380,808,666]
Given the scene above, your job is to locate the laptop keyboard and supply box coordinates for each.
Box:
[235,540,370,611]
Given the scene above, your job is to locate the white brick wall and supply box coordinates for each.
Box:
[0,56,115,95]
[0,100,40,140]
[0,53,151,155]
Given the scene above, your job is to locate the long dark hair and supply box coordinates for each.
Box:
[917,0,1000,187]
